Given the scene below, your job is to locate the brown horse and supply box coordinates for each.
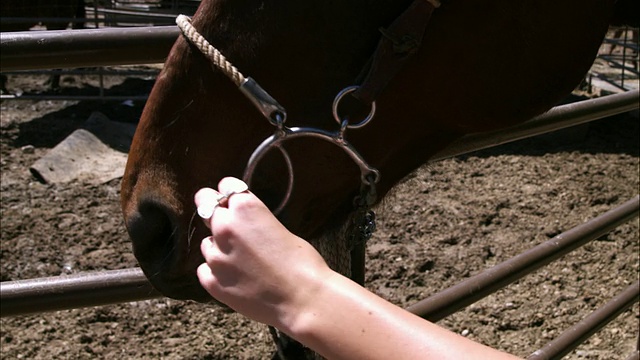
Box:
[122,0,629,305]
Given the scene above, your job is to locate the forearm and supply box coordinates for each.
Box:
[279,271,521,360]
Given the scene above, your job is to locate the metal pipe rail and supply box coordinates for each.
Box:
[432,89,639,161]
[528,281,639,360]
[2,196,637,318]
[1,26,179,71]
[0,268,161,317]
[405,195,639,321]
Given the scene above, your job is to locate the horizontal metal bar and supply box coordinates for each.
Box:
[528,281,639,360]
[1,26,179,71]
[405,196,639,322]
[597,57,640,76]
[590,73,637,92]
[0,268,162,317]
[431,90,639,161]
[602,39,640,51]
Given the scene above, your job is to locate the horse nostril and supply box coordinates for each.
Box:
[125,198,212,301]
[126,199,178,275]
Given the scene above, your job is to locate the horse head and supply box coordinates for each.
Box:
[122,0,617,301]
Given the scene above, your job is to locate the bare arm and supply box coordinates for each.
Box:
[283,270,519,360]
[195,177,521,360]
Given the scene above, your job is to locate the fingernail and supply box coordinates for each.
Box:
[197,192,225,219]
[202,236,214,246]
[197,202,216,219]
[222,178,249,197]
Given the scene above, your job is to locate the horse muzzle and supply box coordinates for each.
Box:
[124,195,213,302]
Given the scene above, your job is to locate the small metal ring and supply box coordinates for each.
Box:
[270,111,286,129]
[361,169,381,186]
[332,86,376,129]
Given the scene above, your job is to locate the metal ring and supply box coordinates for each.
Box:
[272,145,294,215]
[243,141,294,216]
[332,86,376,129]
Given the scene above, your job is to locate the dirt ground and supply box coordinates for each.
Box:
[0,67,638,360]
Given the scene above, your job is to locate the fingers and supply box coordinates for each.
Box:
[195,187,225,220]
[217,177,249,198]
[197,261,219,298]
[195,177,250,222]
[200,235,231,262]
[197,237,219,295]
[200,235,215,260]
[198,236,236,302]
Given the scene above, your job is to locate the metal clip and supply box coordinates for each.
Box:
[239,77,287,126]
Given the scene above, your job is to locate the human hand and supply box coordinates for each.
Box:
[195,177,332,328]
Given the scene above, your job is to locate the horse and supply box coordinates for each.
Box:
[0,0,86,93]
[121,0,635,355]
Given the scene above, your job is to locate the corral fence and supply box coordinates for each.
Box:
[0,1,201,28]
[588,26,639,93]
[0,0,199,101]
[1,22,639,360]
[1,2,638,101]
[90,1,201,27]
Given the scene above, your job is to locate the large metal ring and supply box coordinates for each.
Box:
[243,143,294,216]
[332,86,376,129]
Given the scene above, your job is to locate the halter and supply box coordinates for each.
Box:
[176,0,440,263]
[175,0,439,238]
[176,15,380,215]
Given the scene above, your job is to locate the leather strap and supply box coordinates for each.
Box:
[353,0,440,104]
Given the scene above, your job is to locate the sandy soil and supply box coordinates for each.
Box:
[0,68,638,359]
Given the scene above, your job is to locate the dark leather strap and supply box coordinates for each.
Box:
[354,0,440,104]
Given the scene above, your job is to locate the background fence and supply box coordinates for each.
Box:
[1,3,638,101]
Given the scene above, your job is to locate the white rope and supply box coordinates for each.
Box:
[175,15,246,87]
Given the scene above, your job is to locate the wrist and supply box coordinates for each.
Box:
[274,263,338,339]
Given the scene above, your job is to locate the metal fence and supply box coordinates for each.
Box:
[587,26,639,93]
[1,4,637,102]
[86,0,200,27]
[0,0,197,101]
